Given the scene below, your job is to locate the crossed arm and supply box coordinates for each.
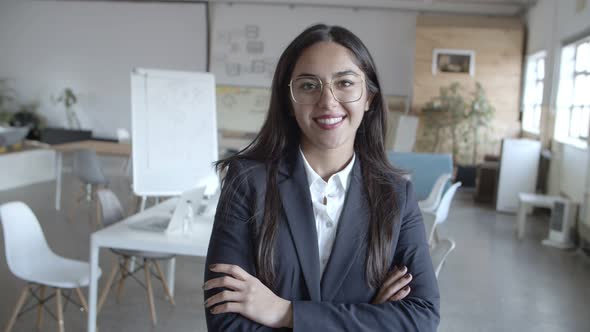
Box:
[203,165,439,331]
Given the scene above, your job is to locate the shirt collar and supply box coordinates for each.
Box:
[299,147,355,192]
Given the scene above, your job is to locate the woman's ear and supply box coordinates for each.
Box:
[365,94,375,112]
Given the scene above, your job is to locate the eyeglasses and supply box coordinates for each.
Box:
[288,74,365,105]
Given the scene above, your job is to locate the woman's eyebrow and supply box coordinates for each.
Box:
[294,73,317,78]
[295,70,360,78]
[333,70,359,77]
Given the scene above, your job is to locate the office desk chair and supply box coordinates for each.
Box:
[423,181,462,247]
[0,202,101,332]
[430,238,456,279]
[69,149,109,228]
[419,173,452,213]
[96,189,175,325]
[422,182,461,280]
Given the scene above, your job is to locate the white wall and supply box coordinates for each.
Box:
[526,0,590,225]
[525,0,555,54]
[0,0,207,138]
[211,3,417,97]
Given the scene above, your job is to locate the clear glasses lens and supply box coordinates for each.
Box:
[291,74,363,104]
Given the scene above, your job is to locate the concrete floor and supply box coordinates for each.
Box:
[0,167,589,331]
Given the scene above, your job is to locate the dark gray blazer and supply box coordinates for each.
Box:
[204,151,440,331]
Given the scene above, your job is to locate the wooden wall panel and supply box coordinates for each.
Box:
[412,15,525,163]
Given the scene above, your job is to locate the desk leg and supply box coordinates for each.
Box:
[55,152,63,211]
[140,196,147,211]
[166,258,176,296]
[87,241,100,332]
[517,203,527,240]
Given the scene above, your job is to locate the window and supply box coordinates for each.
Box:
[555,37,590,144]
[522,52,545,134]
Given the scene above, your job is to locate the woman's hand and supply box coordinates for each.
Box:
[204,264,293,328]
[371,265,412,304]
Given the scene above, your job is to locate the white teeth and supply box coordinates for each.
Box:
[316,117,343,125]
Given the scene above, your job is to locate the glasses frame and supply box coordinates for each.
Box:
[288,74,365,105]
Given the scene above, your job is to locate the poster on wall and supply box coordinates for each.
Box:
[432,49,476,76]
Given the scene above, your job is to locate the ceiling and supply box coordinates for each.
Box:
[206,0,537,16]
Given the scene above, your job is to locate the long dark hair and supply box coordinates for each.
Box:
[216,24,401,289]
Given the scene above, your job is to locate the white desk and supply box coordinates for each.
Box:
[87,197,214,332]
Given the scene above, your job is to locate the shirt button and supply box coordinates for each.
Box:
[326,221,333,228]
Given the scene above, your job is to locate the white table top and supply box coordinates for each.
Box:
[518,192,569,207]
[91,197,214,257]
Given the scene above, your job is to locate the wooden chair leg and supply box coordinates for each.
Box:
[144,260,157,325]
[4,285,30,332]
[128,195,141,216]
[116,258,130,303]
[153,260,175,306]
[75,288,89,312]
[56,289,65,332]
[98,258,120,312]
[68,185,86,224]
[36,285,46,329]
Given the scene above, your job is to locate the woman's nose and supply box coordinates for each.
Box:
[317,84,338,107]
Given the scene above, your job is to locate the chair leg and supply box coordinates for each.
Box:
[116,258,130,303]
[68,185,86,224]
[4,285,30,332]
[153,260,175,306]
[36,285,46,329]
[56,289,65,332]
[144,260,157,325]
[98,258,120,312]
[75,288,89,312]
[128,195,141,216]
[94,186,103,229]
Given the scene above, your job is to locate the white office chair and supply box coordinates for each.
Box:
[69,149,109,228]
[0,201,101,332]
[423,181,462,246]
[430,238,456,279]
[96,189,175,325]
[419,173,452,213]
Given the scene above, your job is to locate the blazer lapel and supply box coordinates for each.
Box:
[278,152,322,301]
[320,160,368,301]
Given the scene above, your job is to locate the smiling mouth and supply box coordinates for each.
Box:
[315,116,345,126]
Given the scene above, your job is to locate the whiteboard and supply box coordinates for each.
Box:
[210,3,417,96]
[496,138,541,213]
[131,68,218,196]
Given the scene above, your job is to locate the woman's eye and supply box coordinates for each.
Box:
[337,80,354,88]
[300,82,319,90]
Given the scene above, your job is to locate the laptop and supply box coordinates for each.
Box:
[128,186,207,233]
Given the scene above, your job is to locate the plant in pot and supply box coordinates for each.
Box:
[466,82,495,164]
[42,87,91,144]
[55,87,81,129]
[420,82,468,164]
[419,82,495,188]
[455,82,495,187]
[10,102,46,140]
[0,78,17,125]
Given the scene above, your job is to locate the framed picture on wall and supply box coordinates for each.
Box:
[432,49,475,76]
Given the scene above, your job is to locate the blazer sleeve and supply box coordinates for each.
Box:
[204,161,273,332]
[291,180,441,332]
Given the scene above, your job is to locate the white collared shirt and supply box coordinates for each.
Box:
[300,149,355,277]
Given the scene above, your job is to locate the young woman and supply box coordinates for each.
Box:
[203,24,440,331]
